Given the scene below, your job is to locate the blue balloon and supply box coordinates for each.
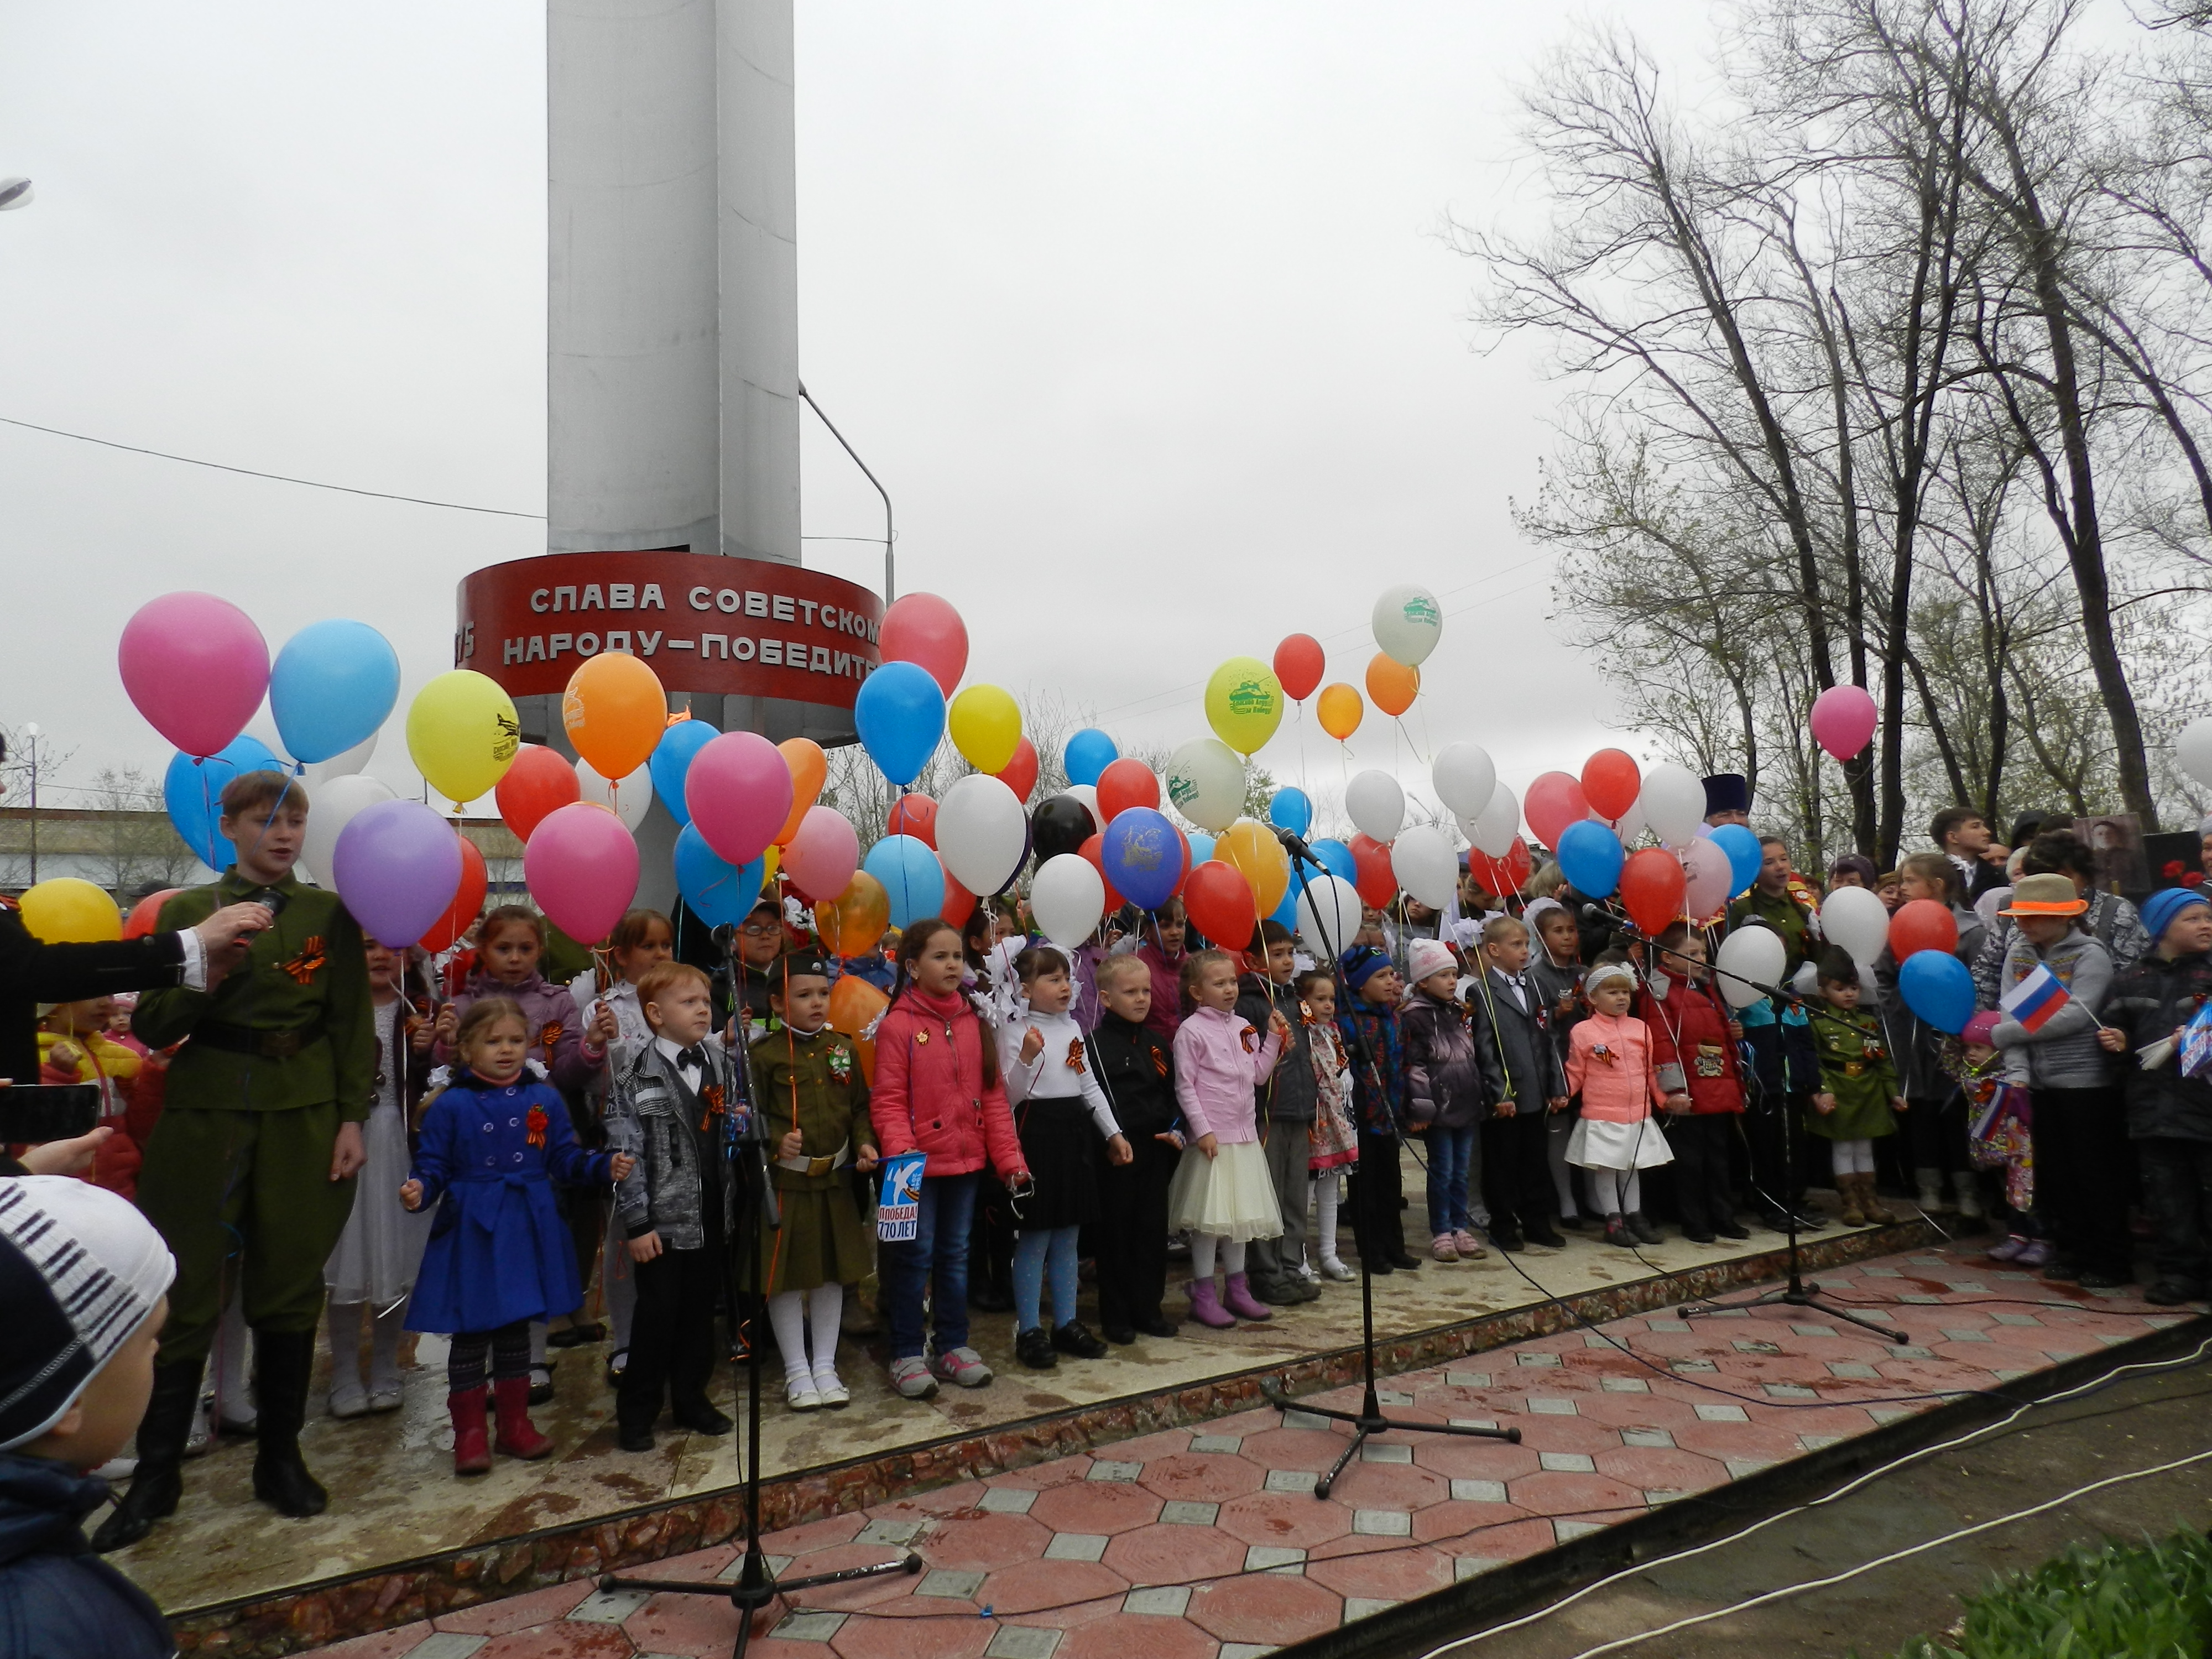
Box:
[1268,882,1301,931]
[1898,950,1976,1035]
[1710,823,1764,897]
[268,619,400,765]
[1102,807,1185,911]
[650,718,718,828]
[854,662,947,787]
[1064,728,1118,789]
[864,833,946,928]
[1268,787,1313,838]
[1557,820,1626,900]
[1186,831,1216,874]
[164,738,283,868]
[1308,837,1357,887]
[675,822,764,927]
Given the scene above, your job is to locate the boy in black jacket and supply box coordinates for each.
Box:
[1469,915,1569,1250]
[1088,954,1184,1342]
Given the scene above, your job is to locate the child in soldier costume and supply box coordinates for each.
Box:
[747,951,878,1410]
[98,773,376,1551]
[1806,946,1905,1226]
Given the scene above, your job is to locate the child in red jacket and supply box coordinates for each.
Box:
[868,919,1031,1402]
[1639,922,1749,1244]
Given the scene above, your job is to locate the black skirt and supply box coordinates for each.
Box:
[1014,1097,1102,1230]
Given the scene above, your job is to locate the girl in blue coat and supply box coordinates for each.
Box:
[402,997,632,1475]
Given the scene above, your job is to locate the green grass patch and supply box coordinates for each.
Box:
[1875,1526,2212,1658]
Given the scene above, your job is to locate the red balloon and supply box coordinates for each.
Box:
[940,867,977,930]
[1888,898,1959,961]
[995,737,1040,805]
[1618,847,1687,935]
[1347,833,1399,908]
[887,792,938,848]
[496,743,581,842]
[420,836,489,953]
[1580,748,1642,823]
[1525,771,1591,849]
[1078,832,1128,913]
[1504,837,1533,891]
[878,592,969,697]
[1171,826,1194,896]
[123,888,182,941]
[1095,758,1159,822]
[1183,860,1257,951]
[1274,634,1326,702]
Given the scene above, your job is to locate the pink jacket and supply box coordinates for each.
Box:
[869,987,1026,1181]
[437,967,605,1093]
[1566,1012,1663,1124]
[1172,1005,1284,1144]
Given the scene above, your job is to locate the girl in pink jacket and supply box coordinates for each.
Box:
[1166,950,1290,1327]
[1563,960,1676,1249]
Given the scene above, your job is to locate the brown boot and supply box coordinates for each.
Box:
[1863,1178,1898,1224]
[1837,1173,1867,1227]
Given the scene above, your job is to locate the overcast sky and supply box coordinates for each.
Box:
[1,1,1724,829]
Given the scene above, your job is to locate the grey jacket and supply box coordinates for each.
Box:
[1990,928,2115,1089]
[605,1040,740,1250]
[1973,891,2146,1009]
[1471,968,1568,1107]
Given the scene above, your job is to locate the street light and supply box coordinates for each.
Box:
[797,381,895,604]
[0,178,33,212]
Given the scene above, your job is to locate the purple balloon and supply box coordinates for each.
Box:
[331,797,464,947]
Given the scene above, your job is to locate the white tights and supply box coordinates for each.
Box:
[1585,1168,1642,1218]
[768,1284,846,1386]
[1314,1175,1342,1264]
[1830,1138,1876,1176]
[1189,1234,1248,1281]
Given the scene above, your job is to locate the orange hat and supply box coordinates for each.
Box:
[1998,873,2086,917]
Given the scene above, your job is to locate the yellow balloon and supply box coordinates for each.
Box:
[20,878,122,944]
[1317,682,1364,742]
[407,670,521,807]
[1212,818,1290,916]
[1204,657,1285,757]
[947,684,1022,774]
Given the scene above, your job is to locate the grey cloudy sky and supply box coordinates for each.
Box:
[1,1,1719,826]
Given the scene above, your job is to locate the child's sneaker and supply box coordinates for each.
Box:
[1014,1328,1058,1370]
[1318,1256,1355,1281]
[1986,1233,2028,1262]
[2015,1238,2053,1269]
[889,1357,938,1400]
[1453,1229,1488,1260]
[930,1345,994,1388]
[1432,1234,1460,1262]
[1603,1216,1636,1249]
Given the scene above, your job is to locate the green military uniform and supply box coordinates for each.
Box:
[1728,886,1817,976]
[1804,1011,1900,1142]
[133,869,377,1366]
[742,1025,875,1296]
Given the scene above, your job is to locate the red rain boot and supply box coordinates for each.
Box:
[448,1387,491,1476]
[1187,1277,1236,1329]
[492,1375,553,1460]
[1223,1273,1274,1322]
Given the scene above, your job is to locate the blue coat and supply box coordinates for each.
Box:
[405,1073,611,1335]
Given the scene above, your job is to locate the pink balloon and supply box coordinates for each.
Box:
[878,592,969,697]
[1524,771,1591,849]
[118,592,270,758]
[1681,837,1734,918]
[782,804,860,904]
[685,731,794,867]
[524,801,639,944]
[1811,684,1878,761]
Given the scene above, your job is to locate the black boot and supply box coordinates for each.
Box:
[91,1358,204,1552]
[250,1329,328,1519]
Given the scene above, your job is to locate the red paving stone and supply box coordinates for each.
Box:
[289,1241,2182,1659]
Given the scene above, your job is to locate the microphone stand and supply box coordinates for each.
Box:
[1256,827,1521,1499]
[597,985,919,1658]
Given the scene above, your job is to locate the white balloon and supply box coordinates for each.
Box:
[1681,838,1733,918]
[1431,743,1496,820]
[937,773,1029,895]
[1637,761,1707,849]
[1345,770,1405,842]
[1613,793,1647,844]
[299,774,395,888]
[1294,873,1364,961]
[2180,717,2212,789]
[576,757,652,832]
[1713,922,1787,1009]
[1066,784,1102,831]
[1390,823,1457,909]
[1166,737,1246,833]
[1030,853,1105,948]
[1468,781,1520,857]
[1371,583,1443,667]
[1820,884,1891,968]
[304,732,378,787]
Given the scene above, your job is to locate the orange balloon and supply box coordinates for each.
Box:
[815,871,891,957]
[1317,682,1364,741]
[775,738,828,846]
[827,974,890,1084]
[561,651,667,780]
[1365,654,1420,717]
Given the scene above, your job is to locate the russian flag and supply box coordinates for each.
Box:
[2001,963,2071,1034]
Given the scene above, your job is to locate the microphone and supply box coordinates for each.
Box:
[1270,825,1317,865]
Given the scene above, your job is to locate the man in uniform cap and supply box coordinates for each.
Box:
[1702,773,1751,828]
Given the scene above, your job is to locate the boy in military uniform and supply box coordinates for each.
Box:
[747,951,876,1411]
[1804,946,1903,1227]
[96,773,374,1551]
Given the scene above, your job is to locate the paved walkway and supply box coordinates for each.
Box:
[301,1243,2187,1659]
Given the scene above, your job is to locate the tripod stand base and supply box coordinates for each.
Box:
[1260,1379,1521,1500]
[1679,1281,1905,1346]
[600,1551,921,1659]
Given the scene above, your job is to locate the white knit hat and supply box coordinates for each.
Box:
[1406,938,1457,987]
[0,1177,175,1451]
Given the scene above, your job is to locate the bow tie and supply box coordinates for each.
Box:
[1502,974,1527,988]
[677,1045,707,1070]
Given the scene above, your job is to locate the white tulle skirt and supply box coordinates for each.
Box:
[1167,1139,1284,1242]
[325,1097,435,1308]
[1566,1115,1676,1173]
